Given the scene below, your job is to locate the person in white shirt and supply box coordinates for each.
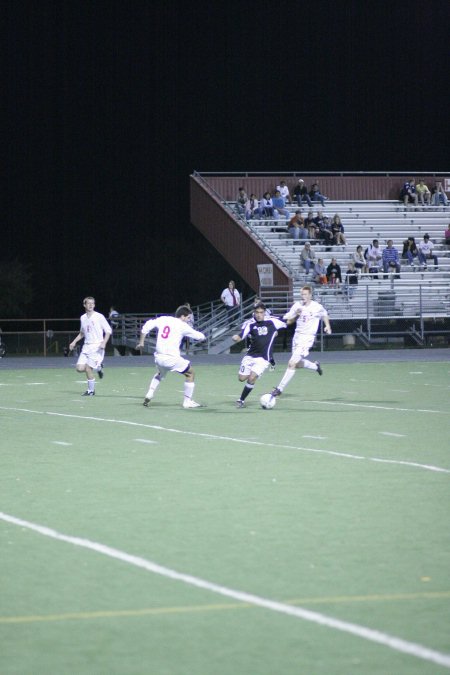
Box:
[69,296,112,396]
[221,280,241,325]
[276,180,292,204]
[136,305,206,409]
[270,286,331,398]
[418,234,438,269]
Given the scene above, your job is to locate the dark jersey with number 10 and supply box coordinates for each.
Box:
[240,317,286,362]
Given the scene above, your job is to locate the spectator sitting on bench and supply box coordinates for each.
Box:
[272,190,290,222]
[300,242,316,276]
[331,214,346,246]
[260,192,274,218]
[402,237,420,267]
[400,178,418,207]
[416,179,431,206]
[382,240,401,277]
[293,179,312,207]
[288,210,307,240]
[418,234,438,269]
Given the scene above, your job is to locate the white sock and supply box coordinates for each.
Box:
[278,368,296,391]
[146,374,162,399]
[184,381,195,401]
[303,359,317,370]
[87,379,95,392]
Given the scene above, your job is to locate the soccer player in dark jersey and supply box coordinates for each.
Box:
[232,304,286,408]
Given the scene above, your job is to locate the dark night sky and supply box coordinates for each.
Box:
[5,0,449,318]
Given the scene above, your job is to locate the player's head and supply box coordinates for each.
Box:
[300,286,312,303]
[83,296,95,310]
[253,304,266,321]
[175,305,192,319]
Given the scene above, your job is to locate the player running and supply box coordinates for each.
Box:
[69,296,112,396]
[271,285,331,399]
[233,303,286,408]
[136,305,206,409]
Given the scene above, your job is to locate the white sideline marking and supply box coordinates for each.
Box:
[1,512,449,669]
[303,435,327,440]
[52,441,72,446]
[304,400,444,414]
[26,383,46,386]
[379,432,406,438]
[134,438,157,444]
[0,406,448,475]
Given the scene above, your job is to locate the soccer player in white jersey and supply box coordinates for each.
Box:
[69,296,112,396]
[136,305,206,409]
[271,285,331,398]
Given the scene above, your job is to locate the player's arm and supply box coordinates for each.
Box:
[185,327,206,342]
[69,329,84,351]
[100,318,112,349]
[136,319,156,350]
[323,316,332,334]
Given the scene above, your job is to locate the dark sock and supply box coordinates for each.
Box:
[240,383,254,401]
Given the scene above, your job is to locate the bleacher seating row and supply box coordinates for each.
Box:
[229,199,450,319]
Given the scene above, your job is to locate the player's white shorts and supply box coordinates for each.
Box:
[292,334,315,360]
[155,353,190,374]
[239,355,269,378]
[77,343,105,370]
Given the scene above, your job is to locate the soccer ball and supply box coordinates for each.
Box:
[260,393,276,409]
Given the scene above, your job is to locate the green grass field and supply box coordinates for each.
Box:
[1,358,449,674]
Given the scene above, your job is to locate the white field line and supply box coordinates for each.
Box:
[304,400,445,414]
[379,432,406,438]
[52,441,72,446]
[0,406,448,475]
[1,512,449,669]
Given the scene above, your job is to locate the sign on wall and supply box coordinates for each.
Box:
[257,264,274,286]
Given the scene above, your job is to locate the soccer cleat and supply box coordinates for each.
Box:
[143,398,151,407]
[98,366,104,379]
[270,387,282,397]
[236,399,245,408]
[182,399,203,409]
[82,390,95,396]
[315,361,323,376]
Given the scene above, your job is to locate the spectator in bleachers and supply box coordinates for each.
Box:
[293,179,313,207]
[431,181,449,207]
[260,192,274,218]
[416,179,431,206]
[300,242,316,276]
[352,245,368,275]
[365,239,382,277]
[288,210,308,240]
[382,240,401,277]
[236,187,248,216]
[326,257,342,286]
[401,237,420,267]
[445,226,450,247]
[400,179,418,207]
[345,262,358,298]
[418,234,438,270]
[304,210,320,240]
[313,258,328,284]
[319,215,334,248]
[276,180,292,204]
[245,193,260,220]
[309,182,328,207]
[272,190,290,222]
[331,214,347,246]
